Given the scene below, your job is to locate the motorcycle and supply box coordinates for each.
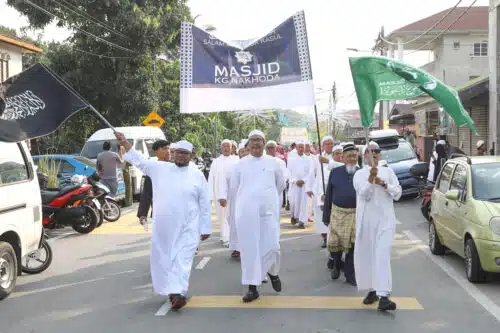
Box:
[21,228,52,274]
[421,182,434,222]
[409,162,433,222]
[87,173,121,224]
[38,173,98,234]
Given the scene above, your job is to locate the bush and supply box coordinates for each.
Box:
[37,158,59,188]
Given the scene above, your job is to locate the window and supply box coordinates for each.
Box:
[472,42,488,57]
[0,58,9,82]
[81,139,132,159]
[449,164,467,200]
[0,143,29,185]
[453,41,460,49]
[471,163,500,201]
[145,140,155,156]
[53,159,75,174]
[135,140,145,154]
[437,163,455,193]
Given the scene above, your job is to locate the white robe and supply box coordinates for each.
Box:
[306,154,343,235]
[231,155,286,286]
[274,156,289,207]
[217,158,241,251]
[208,155,239,243]
[353,166,402,296]
[124,149,211,296]
[287,155,313,223]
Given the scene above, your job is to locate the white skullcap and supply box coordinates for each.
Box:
[362,141,380,154]
[248,129,265,139]
[321,136,334,145]
[304,140,311,145]
[437,140,446,146]
[340,142,346,147]
[238,142,246,150]
[476,140,485,148]
[295,140,305,145]
[170,142,177,149]
[175,140,193,152]
[266,140,277,147]
[333,145,343,152]
[231,140,237,146]
[221,139,232,146]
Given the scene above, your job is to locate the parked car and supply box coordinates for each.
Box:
[364,129,420,197]
[0,141,44,300]
[32,155,125,201]
[81,126,166,197]
[429,156,500,283]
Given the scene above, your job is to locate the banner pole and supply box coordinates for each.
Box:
[314,104,326,194]
[88,105,116,131]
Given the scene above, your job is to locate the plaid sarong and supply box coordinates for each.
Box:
[328,205,356,252]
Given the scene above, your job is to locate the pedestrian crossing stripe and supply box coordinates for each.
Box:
[182,296,423,310]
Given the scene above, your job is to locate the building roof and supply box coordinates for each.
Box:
[390,6,488,36]
[0,34,43,53]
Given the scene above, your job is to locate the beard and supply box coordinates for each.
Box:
[346,164,357,175]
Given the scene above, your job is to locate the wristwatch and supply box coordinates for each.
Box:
[381,182,388,189]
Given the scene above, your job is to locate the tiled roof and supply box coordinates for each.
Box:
[0,34,43,53]
[391,6,488,35]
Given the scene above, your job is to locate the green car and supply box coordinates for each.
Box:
[429,156,500,283]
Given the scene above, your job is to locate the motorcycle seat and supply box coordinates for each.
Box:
[40,185,81,204]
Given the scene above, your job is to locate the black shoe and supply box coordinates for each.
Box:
[378,297,396,311]
[327,258,335,270]
[321,238,327,248]
[291,217,297,225]
[298,222,305,229]
[285,204,290,211]
[267,273,282,292]
[242,289,259,303]
[330,266,340,280]
[170,294,187,310]
[363,291,379,305]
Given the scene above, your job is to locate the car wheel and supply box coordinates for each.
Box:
[429,221,446,255]
[0,242,17,300]
[464,238,486,283]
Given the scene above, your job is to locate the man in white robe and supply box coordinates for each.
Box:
[306,137,343,248]
[208,139,239,247]
[115,133,211,311]
[231,130,286,302]
[353,141,402,312]
[287,141,312,229]
[265,140,290,207]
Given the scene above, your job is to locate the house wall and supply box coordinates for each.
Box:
[430,34,489,88]
[0,41,23,81]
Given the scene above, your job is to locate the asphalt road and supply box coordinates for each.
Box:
[1,199,500,333]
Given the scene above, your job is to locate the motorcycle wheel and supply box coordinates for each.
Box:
[421,200,431,222]
[103,199,121,222]
[72,205,98,234]
[21,240,53,274]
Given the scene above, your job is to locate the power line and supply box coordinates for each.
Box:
[72,46,141,59]
[51,0,130,40]
[379,0,463,46]
[405,0,478,55]
[23,0,138,54]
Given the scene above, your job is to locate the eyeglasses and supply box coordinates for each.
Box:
[368,149,381,154]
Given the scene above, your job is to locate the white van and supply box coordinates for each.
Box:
[0,141,43,300]
[81,126,166,196]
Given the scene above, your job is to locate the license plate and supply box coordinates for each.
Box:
[93,199,101,209]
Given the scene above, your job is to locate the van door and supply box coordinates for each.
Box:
[0,143,35,254]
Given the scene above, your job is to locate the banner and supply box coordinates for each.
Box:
[0,64,89,142]
[180,11,315,113]
[280,127,308,144]
[349,56,476,133]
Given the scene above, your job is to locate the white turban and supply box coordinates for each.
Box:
[333,145,343,152]
[362,141,380,155]
[266,140,277,147]
[321,136,334,145]
[175,140,193,152]
[248,129,265,140]
[437,140,446,146]
[477,140,485,148]
[221,139,232,146]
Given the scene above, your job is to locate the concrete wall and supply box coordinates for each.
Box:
[0,41,24,81]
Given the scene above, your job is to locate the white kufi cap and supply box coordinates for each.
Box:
[437,140,446,146]
[476,140,485,148]
[221,139,232,146]
[333,145,343,152]
[248,129,265,140]
[175,140,193,152]
[321,136,334,145]
[362,141,380,154]
[266,140,277,147]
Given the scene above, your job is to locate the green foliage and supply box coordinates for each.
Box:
[37,157,59,188]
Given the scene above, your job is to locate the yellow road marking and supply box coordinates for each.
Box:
[185,296,423,310]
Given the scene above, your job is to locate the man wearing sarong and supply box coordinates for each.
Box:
[322,143,359,286]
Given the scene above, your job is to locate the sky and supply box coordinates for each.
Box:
[0,0,491,117]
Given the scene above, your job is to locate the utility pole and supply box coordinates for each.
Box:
[489,0,500,155]
[331,82,336,136]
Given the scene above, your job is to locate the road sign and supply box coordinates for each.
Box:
[143,111,165,128]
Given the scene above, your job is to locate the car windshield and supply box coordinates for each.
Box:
[81,139,132,159]
[145,140,155,156]
[74,156,96,167]
[471,163,500,201]
[379,142,416,164]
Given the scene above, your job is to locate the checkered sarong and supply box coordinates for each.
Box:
[328,205,356,252]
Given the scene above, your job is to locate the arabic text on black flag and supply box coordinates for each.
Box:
[0,64,89,142]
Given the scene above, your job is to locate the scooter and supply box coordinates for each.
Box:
[39,174,98,234]
[421,182,434,222]
[409,162,433,222]
[87,173,121,224]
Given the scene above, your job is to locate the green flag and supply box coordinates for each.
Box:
[349,56,477,133]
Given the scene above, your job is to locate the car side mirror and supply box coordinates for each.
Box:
[445,189,460,201]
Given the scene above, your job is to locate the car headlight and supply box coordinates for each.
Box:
[489,217,500,235]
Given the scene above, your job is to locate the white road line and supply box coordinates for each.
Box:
[402,230,500,323]
[195,257,211,270]
[154,301,171,316]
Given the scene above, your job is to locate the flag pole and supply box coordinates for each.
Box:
[314,104,326,194]
[88,105,116,132]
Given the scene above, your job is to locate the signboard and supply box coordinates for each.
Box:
[280,127,308,144]
[143,111,165,128]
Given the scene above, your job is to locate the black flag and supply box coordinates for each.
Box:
[0,64,89,142]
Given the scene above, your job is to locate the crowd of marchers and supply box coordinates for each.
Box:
[114,129,402,312]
